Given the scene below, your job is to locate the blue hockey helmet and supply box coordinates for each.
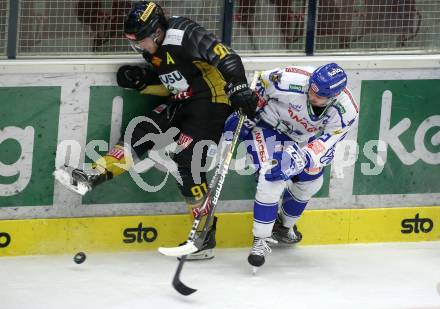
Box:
[309,63,347,98]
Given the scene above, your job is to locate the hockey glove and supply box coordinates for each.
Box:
[116,65,161,91]
[225,81,258,120]
[265,144,307,182]
[223,112,255,141]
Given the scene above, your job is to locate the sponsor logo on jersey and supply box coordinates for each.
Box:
[253,130,268,162]
[307,140,326,155]
[285,67,311,76]
[334,102,346,114]
[177,132,193,149]
[159,70,190,93]
[0,231,11,248]
[287,107,319,133]
[401,214,433,234]
[163,29,184,46]
[289,103,302,112]
[123,223,158,243]
[289,84,303,92]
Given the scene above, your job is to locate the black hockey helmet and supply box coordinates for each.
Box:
[124,1,167,41]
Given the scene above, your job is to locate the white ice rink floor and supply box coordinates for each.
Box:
[1,242,439,309]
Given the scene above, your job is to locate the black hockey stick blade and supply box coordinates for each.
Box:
[172,256,197,296]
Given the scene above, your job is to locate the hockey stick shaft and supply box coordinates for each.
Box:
[188,71,260,244]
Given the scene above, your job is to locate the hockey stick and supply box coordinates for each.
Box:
[161,72,260,296]
[170,113,245,296]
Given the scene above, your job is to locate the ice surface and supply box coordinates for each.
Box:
[1,242,439,309]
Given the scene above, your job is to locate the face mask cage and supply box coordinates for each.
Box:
[128,40,145,53]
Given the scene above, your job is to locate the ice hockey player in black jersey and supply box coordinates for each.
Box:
[54,1,258,260]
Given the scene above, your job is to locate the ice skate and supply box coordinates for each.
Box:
[248,236,278,272]
[179,216,217,261]
[53,164,111,196]
[271,215,302,245]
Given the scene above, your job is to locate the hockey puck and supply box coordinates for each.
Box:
[73,252,86,264]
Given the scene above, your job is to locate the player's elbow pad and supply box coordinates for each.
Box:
[217,54,247,83]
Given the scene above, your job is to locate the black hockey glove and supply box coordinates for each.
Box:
[225,81,258,120]
[116,65,161,91]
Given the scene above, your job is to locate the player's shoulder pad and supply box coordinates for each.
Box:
[333,88,359,126]
[260,68,282,89]
[281,66,313,89]
[260,67,312,93]
[167,16,190,29]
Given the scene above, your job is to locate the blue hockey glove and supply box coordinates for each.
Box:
[223,112,255,141]
[265,144,307,181]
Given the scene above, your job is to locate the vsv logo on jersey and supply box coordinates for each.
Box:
[401,214,434,234]
[0,231,11,248]
[159,70,190,94]
[123,223,158,243]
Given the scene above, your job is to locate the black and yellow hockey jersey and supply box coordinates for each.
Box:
[144,16,247,105]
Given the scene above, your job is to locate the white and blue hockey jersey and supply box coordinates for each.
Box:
[256,66,359,169]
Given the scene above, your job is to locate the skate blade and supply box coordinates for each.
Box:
[183,249,214,261]
[53,168,89,196]
[252,266,259,275]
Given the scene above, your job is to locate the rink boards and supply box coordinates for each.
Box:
[0,56,439,256]
[0,206,438,256]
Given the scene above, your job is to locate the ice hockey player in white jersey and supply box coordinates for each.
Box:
[225,63,359,270]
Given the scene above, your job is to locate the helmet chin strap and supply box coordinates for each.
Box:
[151,31,162,47]
[152,33,158,45]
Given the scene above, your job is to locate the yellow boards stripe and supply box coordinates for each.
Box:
[193,61,229,104]
[0,206,438,256]
[140,3,156,22]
